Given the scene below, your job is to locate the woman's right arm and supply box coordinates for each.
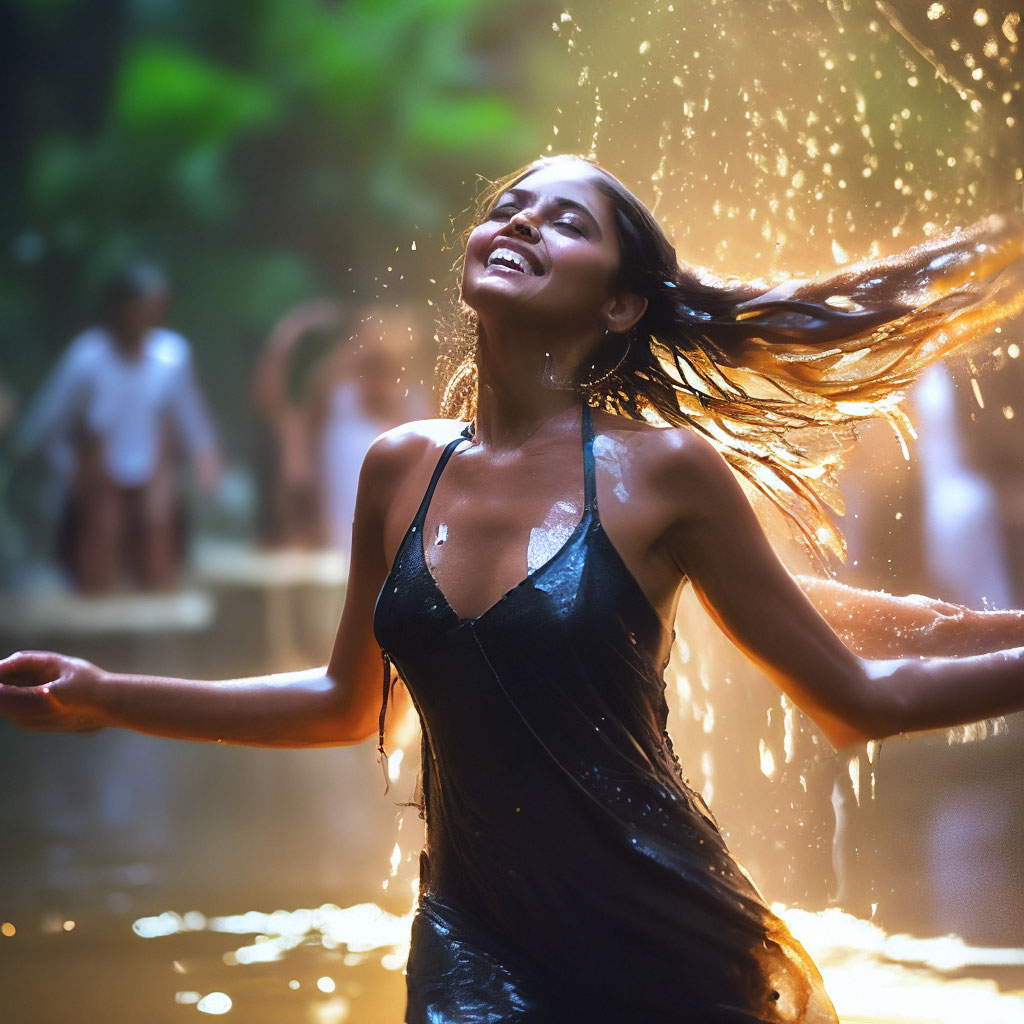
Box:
[0,430,407,748]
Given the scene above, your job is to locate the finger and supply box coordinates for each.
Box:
[0,651,63,687]
[0,683,54,724]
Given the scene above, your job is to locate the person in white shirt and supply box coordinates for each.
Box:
[18,262,220,592]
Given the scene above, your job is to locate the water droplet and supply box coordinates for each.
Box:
[196,992,232,1015]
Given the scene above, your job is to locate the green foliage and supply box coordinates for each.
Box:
[113,44,278,142]
[408,95,522,151]
[3,0,556,429]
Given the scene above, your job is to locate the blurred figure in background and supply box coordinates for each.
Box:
[251,299,343,549]
[842,358,1018,608]
[912,362,1013,610]
[16,261,221,593]
[834,354,1022,927]
[311,307,426,559]
[253,301,426,558]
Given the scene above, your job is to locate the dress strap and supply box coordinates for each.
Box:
[412,432,469,529]
[378,428,466,782]
[377,650,394,791]
[582,402,597,511]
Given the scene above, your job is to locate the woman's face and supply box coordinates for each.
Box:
[461,159,623,334]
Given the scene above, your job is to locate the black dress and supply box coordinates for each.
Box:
[373,404,838,1023]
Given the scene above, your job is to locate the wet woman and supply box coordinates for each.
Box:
[3,155,1024,1022]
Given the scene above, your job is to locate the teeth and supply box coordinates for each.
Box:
[487,247,533,274]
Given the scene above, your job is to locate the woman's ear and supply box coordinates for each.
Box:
[603,290,648,334]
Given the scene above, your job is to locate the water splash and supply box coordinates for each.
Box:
[778,904,1024,1022]
[549,0,1021,278]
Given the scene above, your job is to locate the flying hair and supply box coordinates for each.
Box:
[437,154,1024,562]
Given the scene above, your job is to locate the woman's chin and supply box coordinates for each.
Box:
[462,276,538,319]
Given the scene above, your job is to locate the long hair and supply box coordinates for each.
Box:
[438,155,1024,561]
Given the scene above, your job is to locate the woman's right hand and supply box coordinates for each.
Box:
[0,651,105,733]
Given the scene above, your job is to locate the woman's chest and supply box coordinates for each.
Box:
[383,439,682,631]
[419,449,587,622]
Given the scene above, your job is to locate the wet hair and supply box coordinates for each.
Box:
[98,261,170,322]
[438,154,1024,561]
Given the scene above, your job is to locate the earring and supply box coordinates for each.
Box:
[574,330,632,393]
[540,331,633,394]
[541,352,560,389]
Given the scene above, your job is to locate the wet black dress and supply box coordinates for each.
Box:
[373,405,838,1023]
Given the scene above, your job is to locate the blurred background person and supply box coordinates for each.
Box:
[841,360,1017,610]
[15,261,221,593]
[251,299,344,550]
[311,306,428,559]
[833,346,1024,931]
[252,301,426,558]
[913,362,1014,610]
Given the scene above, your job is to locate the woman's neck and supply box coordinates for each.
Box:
[472,321,595,448]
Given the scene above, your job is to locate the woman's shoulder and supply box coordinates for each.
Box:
[593,412,742,529]
[592,413,740,539]
[373,416,467,449]
[593,410,726,479]
[361,417,468,478]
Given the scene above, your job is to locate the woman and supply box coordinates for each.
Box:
[3,155,1024,1022]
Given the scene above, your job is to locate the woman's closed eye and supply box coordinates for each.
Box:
[485,204,588,237]
[487,203,520,220]
[554,216,587,236]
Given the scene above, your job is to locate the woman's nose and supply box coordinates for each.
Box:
[509,213,540,241]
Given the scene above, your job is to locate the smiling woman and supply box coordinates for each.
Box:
[2,154,1024,1024]
[369,155,1024,1022]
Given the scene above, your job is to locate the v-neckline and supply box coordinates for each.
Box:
[420,512,592,626]
[416,404,595,627]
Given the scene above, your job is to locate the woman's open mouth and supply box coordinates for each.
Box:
[486,247,538,276]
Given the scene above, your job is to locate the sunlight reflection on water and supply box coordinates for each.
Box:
[130,899,1024,1023]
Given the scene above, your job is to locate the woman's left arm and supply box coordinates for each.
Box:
[796,576,1024,659]
[661,433,1024,750]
